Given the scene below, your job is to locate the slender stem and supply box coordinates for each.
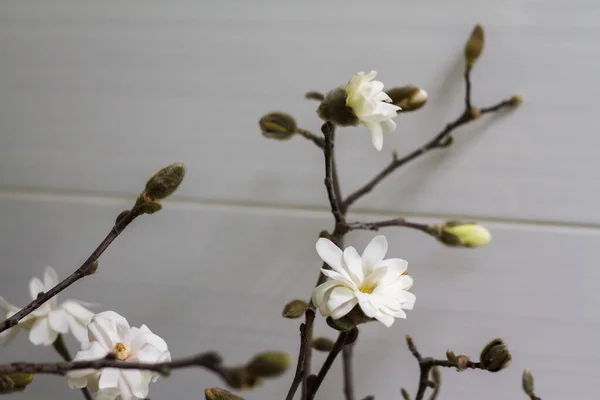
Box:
[52,335,93,400]
[307,331,350,400]
[0,209,141,333]
[464,66,472,109]
[342,343,355,400]
[322,122,344,224]
[346,218,431,235]
[296,128,325,148]
[480,97,518,114]
[301,310,315,400]
[286,309,315,400]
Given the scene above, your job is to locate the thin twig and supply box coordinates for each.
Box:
[480,97,518,114]
[322,122,344,223]
[0,209,141,333]
[307,331,350,400]
[286,309,315,400]
[52,335,93,400]
[342,343,355,400]
[296,129,325,148]
[464,66,472,109]
[346,218,431,236]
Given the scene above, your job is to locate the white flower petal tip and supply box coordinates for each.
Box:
[2,267,94,347]
[68,311,169,400]
[345,71,400,150]
[312,234,415,328]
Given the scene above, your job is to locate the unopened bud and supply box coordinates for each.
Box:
[204,387,245,400]
[84,260,99,276]
[259,112,297,141]
[464,24,484,68]
[469,106,481,119]
[510,94,523,106]
[386,86,428,111]
[480,338,512,372]
[312,337,335,352]
[522,369,535,396]
[434,221,491,248]
[326,305,374,331]
[0,373,34,394]
[445,349,457,366]
[455,355,470,372]
[282,299,308,319]
[246,351,290,378]
[400,388,411,400]
[305,91,325,102]
[317,87,359,127]
[220,367,258,389]
[144,163,186,200]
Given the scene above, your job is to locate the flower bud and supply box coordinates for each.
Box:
[400,388,411,400]
[326,305,374,331]
[480,338,512,372]
[510,94,523,106]
[0,373,34,394]
[144,163,186,200]
[84,260,99,276]
[282,299,308,319]
[522,369,535,396]
[305,91,325,102]
[259,112,297,140]
[220,367,259,389]
[386,86,428,111]
[317,87,359,126]
[204,387,245,400]
[434,221,491,248]
[464,24,484,68]
[312,337,335,352]
[246,351,291,378]
[455,355,470,372]
[445,349,457,366]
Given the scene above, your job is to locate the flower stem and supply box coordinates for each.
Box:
[306,331,350,400]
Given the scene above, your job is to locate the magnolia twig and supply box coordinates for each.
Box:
[342,343,355,400]
[346,218,431,236]
[322,122,344,223]
[405,336,483,400]
[464,66,473,109]
[52,335,93,400]
[0,208,141,333]
[0,351,224,378]
[307,331,351,400]
[286,309,315,400]
[296,128,325,148]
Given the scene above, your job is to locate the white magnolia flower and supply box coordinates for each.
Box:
[345,71,401,151]
[312,235,415,327]
[0,266,94,346]
[67,311,171,400]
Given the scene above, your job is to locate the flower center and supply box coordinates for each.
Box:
[112,342,131,361]
[359,285,374,294]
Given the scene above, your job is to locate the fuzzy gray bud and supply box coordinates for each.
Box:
[282,299,308,319]
[144,163,186,200]
[480,338,512,372]
[386,86,428,111]
[259,112,297,140]
[464,24,484,68]
[317,87,358,126]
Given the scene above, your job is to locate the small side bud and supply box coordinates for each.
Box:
[220,367,259,389]
[480,338,512,372]
[115,209,130,225]
[510,94,523,106]
[386,86,428,111]
[305,91,325,102]
[259,112,297,141]
[455,355,470,372]
[464,24,484,68]
[400,388,412,400]
[433,221,491,248]
[469,106,481,119]
[143,163,186,201]
[0,373,34,394]
[204,387,245,400]
[317,87,359,126]
[311,337,335,352]
[446,349,457,366]
[246,351,290,378]
[431,366,441,385]
[84,260,99,276]
[282,299,308,319]
[522,369,535,396]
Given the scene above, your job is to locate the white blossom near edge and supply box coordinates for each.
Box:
[0,266,95,346]
[67,311,171,400]
[312,235,415,327]
[345,71,401,151]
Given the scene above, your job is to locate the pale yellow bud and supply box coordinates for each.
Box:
[438,221,491,248]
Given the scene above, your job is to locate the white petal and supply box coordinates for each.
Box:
[365,70,377,80]
[29,317,57,346]
[63,300,94,324]
[381,118,397,133]
[394,275,414,291]
[329,297,358,320]
[43,266,59,289]
[362,267,389,292]
[400,291,416,310]
[374,311,396,327]
[378,258,409,285]
[130,325,169,356]
[48,309,69,334]
[88,311,130,348]
[320,269,355,288]
[382,306,407,319]
[0,326,20,347]
[312,280,341,317]
[98,368,121,394]
[342,246,364,284]
[361,236,388,275]
[0,297,19,315]
[365,122,383,151]
[316,239,353,281]
[326,287,356,312]
[29,277,45,300]
[356,293,378,318]
[121,369,150,399]
[73,341,109,361]
[67,314,90,343]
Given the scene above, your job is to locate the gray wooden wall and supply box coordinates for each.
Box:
[1,1,598,399]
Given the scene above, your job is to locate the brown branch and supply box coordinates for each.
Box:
[286,309,315,400]
[52,335,93,400]
[296,129,325,149]
[0,352,224,378]
[306,331,350,400]
[0,208,141,333]
[322,122,344,223]
[342,343,355,400]
[346,218,431,236]
[405,336,483,400]
[464,66,473,109]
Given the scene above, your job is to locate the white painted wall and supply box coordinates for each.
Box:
[1,1,598,399]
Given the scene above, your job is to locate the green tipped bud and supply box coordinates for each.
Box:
[0,373,35,394]
[433,221,491,248]
[144,163,186,200]
[282,299,308,319]
[312,337,335,352]
[204,387,245,400]
[445,349,457,366]
[522,368,535,396]
[480,338,512,372]
[386,86,428,111]
[400,388,411,400]
[317,87,358,127]
[246,351,290,378]
[305,91,325,102]
[464,24,484,68]
[510,94,523,106]
[84,260,99,276]
[259,112,297,140]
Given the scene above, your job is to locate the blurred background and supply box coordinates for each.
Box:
[1,1,599,399]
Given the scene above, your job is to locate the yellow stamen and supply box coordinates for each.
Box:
[112,342,131,361]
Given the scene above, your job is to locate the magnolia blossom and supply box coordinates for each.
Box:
[312,235,415,327]
[0,266,94,346]
[345,71,401,151]
[67,311,171,400]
